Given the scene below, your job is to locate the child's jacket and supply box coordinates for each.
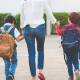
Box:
[56,24,80,36]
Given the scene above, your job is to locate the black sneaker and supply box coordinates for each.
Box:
[8,73,14,80]
[68,76,74,80]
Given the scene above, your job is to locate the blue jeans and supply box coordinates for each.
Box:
[23,24,46,76]
[3,49,18,80]
[65,52,79,76]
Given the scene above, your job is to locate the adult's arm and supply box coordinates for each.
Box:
[21,1,25,29]
[44,0,57,24]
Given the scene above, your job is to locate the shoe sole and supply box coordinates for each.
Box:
[75,71,80,80]
[38,77,45,80]
[67,78,74,80]
[8,75,13,80]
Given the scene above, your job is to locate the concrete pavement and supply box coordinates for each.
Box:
[0,35,79,80]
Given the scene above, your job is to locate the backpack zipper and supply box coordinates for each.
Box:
[59,41,78,48]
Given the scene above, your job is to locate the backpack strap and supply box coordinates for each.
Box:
[6,25,14,34]
[1,27,6,34]
[72,25,78,29]
[65,25,72,29]
[65,25,69,29]
[1,27,5,32]
[65,25,78,29]
[1,25,14,34]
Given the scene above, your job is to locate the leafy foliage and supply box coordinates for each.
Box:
[0,13,11,27]
[14,14,21,32]
[0,12,80,33]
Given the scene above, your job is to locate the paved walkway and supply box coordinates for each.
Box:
[0,35,79,80]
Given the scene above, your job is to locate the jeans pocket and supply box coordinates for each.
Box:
[38,25,46,35]
[23,27,31,35]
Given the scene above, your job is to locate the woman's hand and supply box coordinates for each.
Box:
[55,21,60,27]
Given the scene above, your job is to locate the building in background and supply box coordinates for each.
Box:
[0,0,80,35]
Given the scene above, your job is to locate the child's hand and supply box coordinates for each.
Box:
[55,21,60,27]
[16,36,24,42]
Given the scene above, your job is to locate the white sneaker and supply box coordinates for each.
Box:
[75,69,80,80]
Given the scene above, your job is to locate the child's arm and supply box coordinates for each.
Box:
[56,26,66,36]
[16,36,24,42]
[76,27,80,32]
[14,28,24,42]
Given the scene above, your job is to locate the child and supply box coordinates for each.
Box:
[0,15,24,80]
[56,12,80,80]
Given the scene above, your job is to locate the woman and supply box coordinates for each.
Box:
[21,0,59,80]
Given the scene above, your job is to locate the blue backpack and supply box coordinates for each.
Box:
[61,25,80,54]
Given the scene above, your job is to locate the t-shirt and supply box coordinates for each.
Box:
[2,23,20,38]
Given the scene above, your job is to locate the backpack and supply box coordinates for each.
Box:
[0,26,15,59]
[61,25,80,54]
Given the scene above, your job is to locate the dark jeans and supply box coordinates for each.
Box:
[65,52,79,76]
[23,24,46,76]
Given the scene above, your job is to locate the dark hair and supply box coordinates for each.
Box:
[4,15,16,24]
[68,12,80,24]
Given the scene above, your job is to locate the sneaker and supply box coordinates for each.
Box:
[75,69,80,80]
[68,76,74,80]
[38,73,45,80]
[8,73,14,80]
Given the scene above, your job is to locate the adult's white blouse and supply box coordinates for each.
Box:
[21,0,57,28]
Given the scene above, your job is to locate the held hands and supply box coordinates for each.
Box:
[55,21,60,27]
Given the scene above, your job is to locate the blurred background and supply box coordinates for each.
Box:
[0,0,80,34]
